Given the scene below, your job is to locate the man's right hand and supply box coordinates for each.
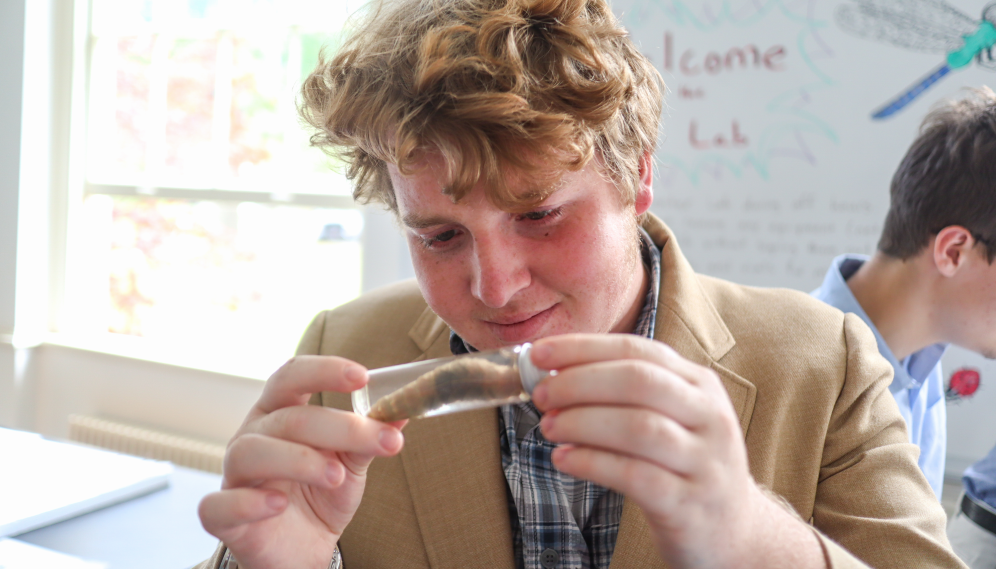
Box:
[198,356,406,569]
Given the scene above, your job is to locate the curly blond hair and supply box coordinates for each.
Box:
[299,0,664,211]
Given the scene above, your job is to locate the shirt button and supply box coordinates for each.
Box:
[540,548,559,568]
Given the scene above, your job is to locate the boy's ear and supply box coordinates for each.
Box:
[634,151,654,216]
[933,226,976,277]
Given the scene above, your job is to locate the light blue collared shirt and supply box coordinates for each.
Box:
[812,254,947,499]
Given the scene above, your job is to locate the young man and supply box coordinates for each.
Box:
[813,88,996,501]
[810,88,996,566]
[194,0,965,567]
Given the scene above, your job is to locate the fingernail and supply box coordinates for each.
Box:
[379,428,402,452]
[540,412,556,433]
[344,365,366,383]
[266,492,287,511]
[551,446,570,465]
[550,445,571,470]
[327,462,344,485]
[532,384,548,408]
[533,343,552,361]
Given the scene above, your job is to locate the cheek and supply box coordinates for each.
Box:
[958,268,996,352]
[534,216,636,299]
[985,280,996,327]
[410,246,470,318]
[530,222,600,284]
[974,268,996,316]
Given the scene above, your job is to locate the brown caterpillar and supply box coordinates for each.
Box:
[367,357,523,422]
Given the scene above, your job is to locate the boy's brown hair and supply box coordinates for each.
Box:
[299,0,664,212]
[880,87,996,262]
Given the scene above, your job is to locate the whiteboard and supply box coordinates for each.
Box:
[609,0,996,291]
[607,0,996,477]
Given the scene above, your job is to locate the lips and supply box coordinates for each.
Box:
[483,304,559,344]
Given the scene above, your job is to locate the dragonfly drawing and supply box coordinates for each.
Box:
[836,0,996,119]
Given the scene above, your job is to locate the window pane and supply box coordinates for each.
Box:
[88,0,356,194]
[82,195,363,372]
[165,38,218,179]
[76,0,372,373]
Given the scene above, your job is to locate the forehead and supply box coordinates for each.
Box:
[387,156,582,218]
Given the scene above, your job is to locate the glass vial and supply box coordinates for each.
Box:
[351,343,551,422]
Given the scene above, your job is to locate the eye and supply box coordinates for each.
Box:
[517,207,563,222]
[420,228,461,249]
[433,229,457,242]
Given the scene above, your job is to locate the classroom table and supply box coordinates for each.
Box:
[15,466,222,569]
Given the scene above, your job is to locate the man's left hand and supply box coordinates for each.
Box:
[530,334,826,569]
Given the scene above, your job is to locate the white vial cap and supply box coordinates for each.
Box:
[517,343,553,394]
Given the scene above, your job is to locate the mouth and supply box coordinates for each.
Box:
[483,304,559,344]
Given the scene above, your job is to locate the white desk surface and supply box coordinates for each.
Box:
[14,466,222,569]
[1,428,173,538]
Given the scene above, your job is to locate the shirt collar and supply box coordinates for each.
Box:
[813,254,947,391]
[451,228,662,355]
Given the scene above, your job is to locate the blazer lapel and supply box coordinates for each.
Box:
[400,309,516,569]
[609,500,667,569]
[608,216,758,568]
[642,214,756,434]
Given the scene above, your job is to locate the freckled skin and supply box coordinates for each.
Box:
[388,156,653,351]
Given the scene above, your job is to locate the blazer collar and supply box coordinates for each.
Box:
[640,214,735,362]
[640,214,756,437]
[400,214,755,569]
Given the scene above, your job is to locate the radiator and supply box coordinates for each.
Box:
[67,414,226,474]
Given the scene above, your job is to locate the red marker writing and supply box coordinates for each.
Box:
[946,367,981,401]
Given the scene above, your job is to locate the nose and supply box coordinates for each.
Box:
[470,233,531,308]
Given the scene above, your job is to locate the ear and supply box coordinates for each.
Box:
[634,151,654,216]
[933,226,977,277]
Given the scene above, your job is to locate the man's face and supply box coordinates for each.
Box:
[946,245,996,359]
[388,155,652,351]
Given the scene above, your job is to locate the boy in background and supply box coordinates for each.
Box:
[811,87,996,565]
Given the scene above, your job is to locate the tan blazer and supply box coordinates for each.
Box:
[199,215,965,569]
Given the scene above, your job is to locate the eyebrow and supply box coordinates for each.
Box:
[400,179,569,229]
[401,213,453,229]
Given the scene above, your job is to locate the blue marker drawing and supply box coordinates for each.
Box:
[836,0,996,120]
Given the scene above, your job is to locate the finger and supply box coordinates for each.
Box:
[199,488,288,540]
[532,333,661,366]
[223,433,346,489]
[541,407,702,475]
[532,359,710,428]
[250,404,404,457]
[533,334,720,389]
[551,445,685,512]
[258,356,368,413]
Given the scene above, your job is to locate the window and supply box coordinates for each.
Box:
[66,0,371,377]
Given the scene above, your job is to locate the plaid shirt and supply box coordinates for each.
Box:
[451,229,662,569]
